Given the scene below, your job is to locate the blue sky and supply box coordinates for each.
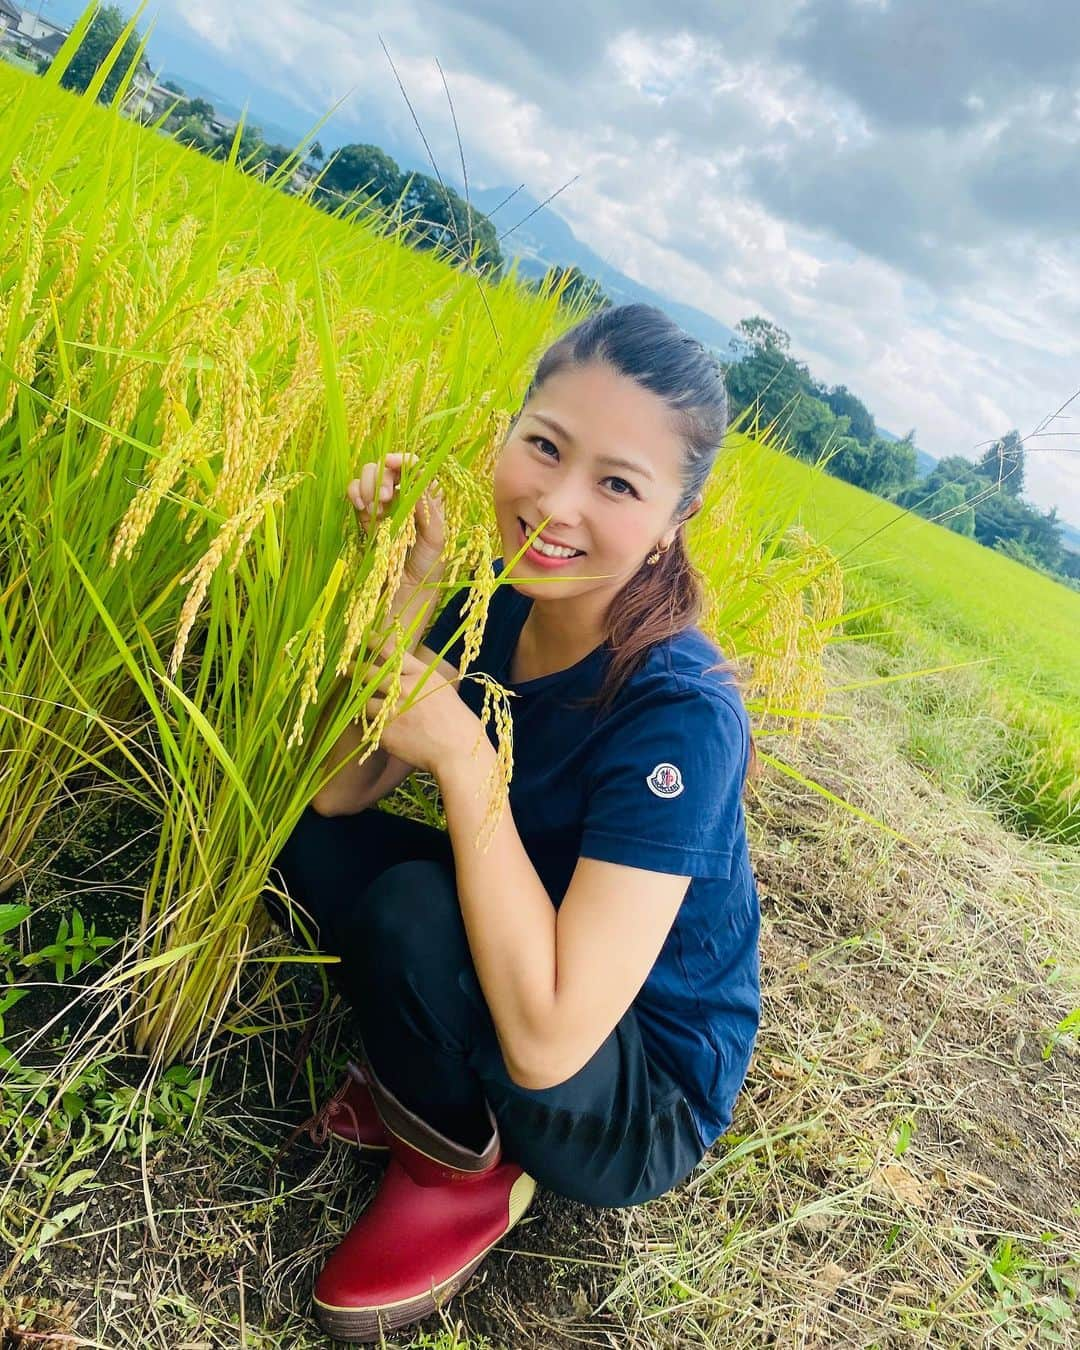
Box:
[39,0,1080,523]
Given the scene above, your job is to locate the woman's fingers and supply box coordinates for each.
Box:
[347,452,431,526]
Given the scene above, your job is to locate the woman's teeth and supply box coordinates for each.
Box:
[521,521,582,558]
[532,538,579,558]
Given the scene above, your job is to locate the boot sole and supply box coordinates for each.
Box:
[313,1171,536,1343]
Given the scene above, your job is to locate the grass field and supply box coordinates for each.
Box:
[743,436,1080,845]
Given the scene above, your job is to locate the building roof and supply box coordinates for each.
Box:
[31,30,65,57]
[0,0,22,23]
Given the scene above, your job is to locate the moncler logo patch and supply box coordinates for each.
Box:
[646,762,684,798]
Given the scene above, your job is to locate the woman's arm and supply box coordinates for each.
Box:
[436,736,691,1090]
[311,642,457,816]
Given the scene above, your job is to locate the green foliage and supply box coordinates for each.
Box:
[320,141,401,205]
[19,910,112,984]
[396,169,503,273]
[316,143,504,273]
[725,319,1073,588]
[724,315,810,429]
[56,3,141,105]
[821,383,876,443]
[977,428,1025,497]
[899,453,1066,573]
[531,264,611,312]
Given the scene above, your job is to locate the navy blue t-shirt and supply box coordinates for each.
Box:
[424,560,761,1148]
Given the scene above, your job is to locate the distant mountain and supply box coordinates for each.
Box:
[1059,518,1080,555]
[470,186,737,357]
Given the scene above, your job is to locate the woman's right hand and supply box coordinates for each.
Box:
[347,452,446,581]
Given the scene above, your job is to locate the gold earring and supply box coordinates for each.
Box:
[646,541,669,566]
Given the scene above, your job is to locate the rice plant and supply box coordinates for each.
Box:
[0,38,867,1065]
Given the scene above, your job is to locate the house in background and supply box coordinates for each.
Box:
[123,58,169,117]
[3,5,69,64]
[14,6,66,44]
[0,0,21,41]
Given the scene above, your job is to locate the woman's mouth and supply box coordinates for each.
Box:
[517,518,586,568]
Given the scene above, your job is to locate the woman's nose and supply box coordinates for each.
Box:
[535,477,584,528]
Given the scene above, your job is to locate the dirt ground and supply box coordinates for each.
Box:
[2,637,1078,1349]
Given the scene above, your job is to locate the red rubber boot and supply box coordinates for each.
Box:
[273,1062,389,1170]
[312,1058,536,1343]
[321,1063,390,1152]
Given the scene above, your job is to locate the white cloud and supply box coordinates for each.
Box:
[164,0,1080,522]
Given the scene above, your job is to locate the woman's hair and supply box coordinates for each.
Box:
[519,302,759,786]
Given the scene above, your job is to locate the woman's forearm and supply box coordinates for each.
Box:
[435,738,561,1087]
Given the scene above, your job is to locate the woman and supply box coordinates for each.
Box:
[269,303,761,1343]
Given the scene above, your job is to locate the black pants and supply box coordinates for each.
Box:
[267,805,704,1208]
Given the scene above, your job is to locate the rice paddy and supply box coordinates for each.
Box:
[1,34,1077,1350]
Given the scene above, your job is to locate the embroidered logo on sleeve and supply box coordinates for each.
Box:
[646,762,684,798]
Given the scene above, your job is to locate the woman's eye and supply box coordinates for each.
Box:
[607,477,636,497]
[530,436,558,458]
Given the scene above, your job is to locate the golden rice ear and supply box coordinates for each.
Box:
[168,471,306,678]
[456,527,497,677]
[467,671,516,853]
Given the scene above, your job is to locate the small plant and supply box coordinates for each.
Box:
[19,908,113,983]
[981,1236,1080,1344]
[1041,1007,1080,1061]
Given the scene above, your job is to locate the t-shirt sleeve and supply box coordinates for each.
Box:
[580,677,749,881]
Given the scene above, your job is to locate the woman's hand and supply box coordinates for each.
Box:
[347,451,445,582]
[363,648,479,778]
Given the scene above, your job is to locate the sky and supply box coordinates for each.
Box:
[44,0,1080,522]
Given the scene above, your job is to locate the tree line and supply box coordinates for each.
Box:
[43,6,1077,590]
[723,317,1079,589]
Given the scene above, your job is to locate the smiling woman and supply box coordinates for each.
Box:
[269,303,763,1343]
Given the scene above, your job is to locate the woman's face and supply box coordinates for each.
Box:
[492,361,693,606]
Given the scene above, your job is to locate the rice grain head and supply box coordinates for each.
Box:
[168,471,307,676]
[468,671,516,853]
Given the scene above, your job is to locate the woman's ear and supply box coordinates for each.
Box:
[660,495,704,550]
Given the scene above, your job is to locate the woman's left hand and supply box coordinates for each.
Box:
[364,648,481,778]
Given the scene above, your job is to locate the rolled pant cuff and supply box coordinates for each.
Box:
[356,1053,500,1173]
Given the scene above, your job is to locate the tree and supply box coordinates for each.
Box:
[308,140,326,164]
[321,142,402,207]
[211,122,267,165]
[58,5,142,106]
[395,172,503,274]
[177,96,214,122]
[863,434,918,498]
[535,265,610,312]
[976,429,1026,498]
[163,79,184,94]
[822,384,876,444]
[789,397,846,463]
[724,317,812,431]
[173,115,216,154]
[931,481,976,537]
[733,316,792,355]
